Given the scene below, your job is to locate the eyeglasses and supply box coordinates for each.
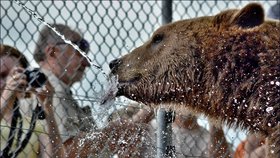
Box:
[56,38,90,53]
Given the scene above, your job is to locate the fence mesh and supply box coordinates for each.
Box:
[0,0,278,157]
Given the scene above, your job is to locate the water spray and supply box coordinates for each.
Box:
[13,0,121,129]
[13,0,107,76]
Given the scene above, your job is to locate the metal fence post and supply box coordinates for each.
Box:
[156,1,175,157]
[156,108,176,158]
[156,108,167,157]
[162,0,173,25]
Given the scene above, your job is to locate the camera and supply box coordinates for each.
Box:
[24,68,47,88]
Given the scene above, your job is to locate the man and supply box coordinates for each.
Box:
[23,24,150,158]
[23,24,96,142]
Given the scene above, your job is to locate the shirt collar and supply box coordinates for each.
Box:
[40,68,71,94]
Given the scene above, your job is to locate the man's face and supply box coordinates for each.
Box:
[0,55,19,91]
[55,44,90,85]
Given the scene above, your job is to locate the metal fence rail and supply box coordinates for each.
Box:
[1,0,278,157]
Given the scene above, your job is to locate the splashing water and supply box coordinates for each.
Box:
[13,0,120,128]
[100,75,119,107]
[93,75,119,128]
[12,2,151,157]
[13,0,108,78]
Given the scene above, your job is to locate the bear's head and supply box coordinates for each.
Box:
[109,3,280,107]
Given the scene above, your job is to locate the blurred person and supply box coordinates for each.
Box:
[0,44,65,158]
[21,23,96,143]
[172,114,210,157]
[234,134,266,158]
[171,114,232,158]
[25,23,149,158]
[109,105,232,158]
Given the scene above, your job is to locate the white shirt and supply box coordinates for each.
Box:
[20,68,95,142]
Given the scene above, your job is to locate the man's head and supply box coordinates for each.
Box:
[34,24,90,86]
[0,44,29,91]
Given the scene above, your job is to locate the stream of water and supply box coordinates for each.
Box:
[13,0,119,104]
[13,0,121,127]
[13,0,106,74]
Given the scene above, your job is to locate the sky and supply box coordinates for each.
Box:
[1,0,278,149]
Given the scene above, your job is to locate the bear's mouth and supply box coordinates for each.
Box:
[115,74,142,96]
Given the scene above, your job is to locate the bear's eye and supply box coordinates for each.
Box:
[152,34,164,44]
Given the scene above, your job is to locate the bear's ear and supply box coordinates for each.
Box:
[230,3,264,28]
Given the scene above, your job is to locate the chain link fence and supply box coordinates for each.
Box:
[1,0,278,157]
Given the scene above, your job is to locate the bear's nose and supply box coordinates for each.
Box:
[109,59,121,69]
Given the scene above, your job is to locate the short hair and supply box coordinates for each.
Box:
[268,3,280,20]
[33,23,82,62]
[0,44,29,68]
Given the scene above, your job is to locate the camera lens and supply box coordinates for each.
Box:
[24,68,47,88]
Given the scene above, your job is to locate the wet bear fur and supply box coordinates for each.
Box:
[109,3,280,158]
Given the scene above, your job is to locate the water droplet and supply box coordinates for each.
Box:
[266,107,273,113]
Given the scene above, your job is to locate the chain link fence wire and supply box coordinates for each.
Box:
[1,0,278,157]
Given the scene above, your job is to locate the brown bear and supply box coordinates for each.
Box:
[109,3,280,158]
